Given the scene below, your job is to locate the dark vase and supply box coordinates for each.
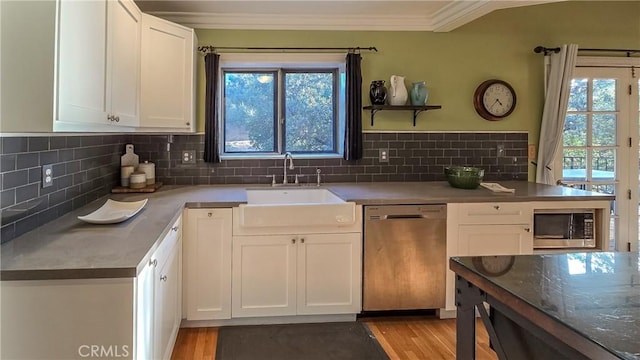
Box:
[369,80,387,105]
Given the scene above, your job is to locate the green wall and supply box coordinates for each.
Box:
[195,1,639,178]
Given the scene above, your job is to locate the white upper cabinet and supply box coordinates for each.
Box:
[139,14,196,132]
[55,0,141,131]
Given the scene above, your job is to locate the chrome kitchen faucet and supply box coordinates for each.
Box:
[282,152,295,185]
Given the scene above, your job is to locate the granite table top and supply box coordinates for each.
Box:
[451,252,640,359]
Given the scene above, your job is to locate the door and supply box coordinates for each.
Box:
[56,0,108,125]
[458,224,533,256]
[232,235,296,317]
[557,62,638,252]
[140,14,194,130]
[107,0,140,127]
[296,233,362,315]
[184,209,232,320]
[154,240,181,360]
[135,260,154,360]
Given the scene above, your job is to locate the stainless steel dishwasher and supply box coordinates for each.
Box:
[363,204,447,311]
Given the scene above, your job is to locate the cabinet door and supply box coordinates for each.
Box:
[297,233,362,315]
[232,235,296,317]
[56,0,108,126]
[140,14,195,131]
[107,0,140,127]
[135,259,154,360]
[184,209,232,320]
[458,224,533,256]
[154,238,181,360]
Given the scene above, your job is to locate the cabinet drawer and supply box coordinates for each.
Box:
[457,202,531,224]
[153,215,182,267]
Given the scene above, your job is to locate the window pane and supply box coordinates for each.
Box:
[284,72,335,152]
[224,72,276,152]
[592,114,616,146]
[592,149,615,180]
[563,148,586,180]
[568,78,588,111]
[563,114,587,146]
[592,79,616,111]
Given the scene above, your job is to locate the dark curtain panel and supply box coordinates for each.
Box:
[204,53,221,163]
[344,53,363,161]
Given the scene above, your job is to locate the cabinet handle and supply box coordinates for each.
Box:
[107,114,113,122]
[494,205,500,210]
[149,259,157,267]
[208,212,212,217]
[160,275,167,282]
[291,238,296,244]
[524,227,531,232]
[115,116,120,123]
[171,226,179,232]
[300,238,305,243]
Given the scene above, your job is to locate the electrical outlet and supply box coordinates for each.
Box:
[528,144,536,160]
[182,150,196,164]
[496,144,505,157]
[42,164,53,188]
[379,149,389,163]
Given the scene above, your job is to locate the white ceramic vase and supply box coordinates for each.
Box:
[389,75,408,106]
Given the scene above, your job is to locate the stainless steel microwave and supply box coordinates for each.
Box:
[533,209,596,249]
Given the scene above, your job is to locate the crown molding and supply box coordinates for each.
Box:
[430,0,496,33]
[146,11,437,31]
[145,0,562,32]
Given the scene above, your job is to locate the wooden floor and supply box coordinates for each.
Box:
[171,317,497,360]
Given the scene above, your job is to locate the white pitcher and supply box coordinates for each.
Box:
[389,75,408,106]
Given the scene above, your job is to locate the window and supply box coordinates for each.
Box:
[220,54,345,158]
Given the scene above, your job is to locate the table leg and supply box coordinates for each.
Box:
[455,275,476,360]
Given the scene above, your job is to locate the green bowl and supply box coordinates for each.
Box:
[445,166,485,189]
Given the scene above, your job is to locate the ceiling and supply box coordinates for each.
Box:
[134,0,563,32]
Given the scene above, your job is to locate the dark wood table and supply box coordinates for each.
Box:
[450,252,640,360]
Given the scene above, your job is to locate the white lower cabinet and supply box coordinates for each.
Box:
[444,202,533,314]
[154,237,181,360]
[232,235,297,317]
[183,209,232,320]
[0,214,182,360]
[232,233,362,318]
[457,224,533,256]
[297,233,362,315]
[137,215,182,360]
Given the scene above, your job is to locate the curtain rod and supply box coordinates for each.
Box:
[534,46,639,57]
[198,46,378,54]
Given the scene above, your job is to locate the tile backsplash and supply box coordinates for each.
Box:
[1,135,132,243]
[0,131,527,242]
[134,132,528,185]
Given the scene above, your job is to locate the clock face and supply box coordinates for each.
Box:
[474,80,517,120]
[482,83,515,117]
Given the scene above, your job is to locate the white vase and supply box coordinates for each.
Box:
[389,75,408,106]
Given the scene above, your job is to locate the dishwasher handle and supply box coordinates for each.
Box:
[384,214,425,219]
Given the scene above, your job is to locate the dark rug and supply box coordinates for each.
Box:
[215,321,390,360]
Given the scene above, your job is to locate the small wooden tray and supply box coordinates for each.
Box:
[111,182,162,193]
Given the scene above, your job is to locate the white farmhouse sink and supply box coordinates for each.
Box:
[238,188,356,227]
[246,188,345,205]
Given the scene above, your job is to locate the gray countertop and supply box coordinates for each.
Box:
[0,181,613,281]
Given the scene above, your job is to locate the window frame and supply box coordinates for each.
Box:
[218,53,346,160]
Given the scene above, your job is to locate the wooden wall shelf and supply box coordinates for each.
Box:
[363,105,442,126]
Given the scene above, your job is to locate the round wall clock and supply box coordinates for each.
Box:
[471,255,516,277]
[473,79,517,120]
